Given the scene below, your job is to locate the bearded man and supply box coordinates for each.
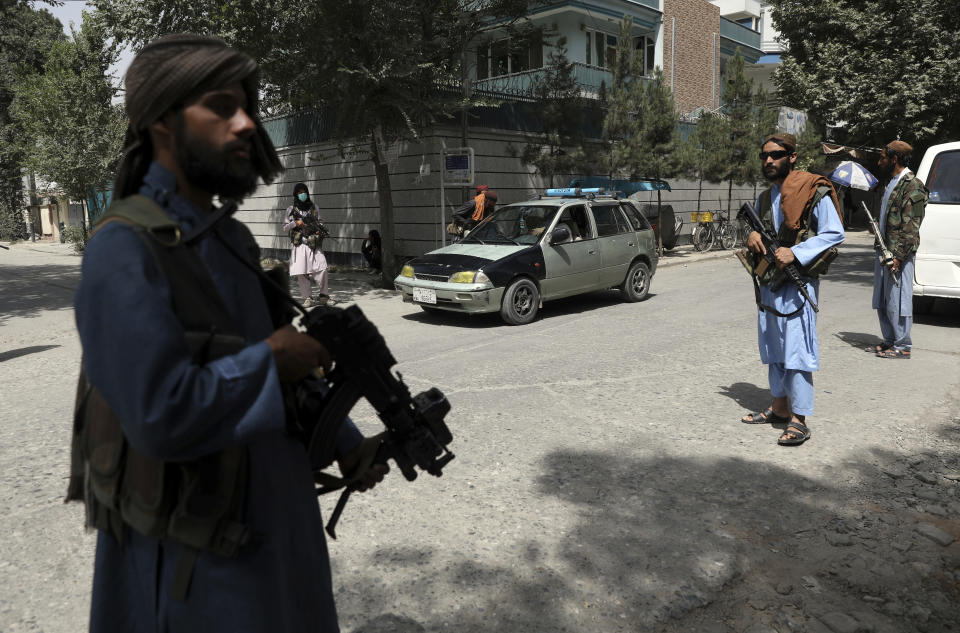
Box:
[70,34,385,632]
[739,133,845,446]
[869,140,927,359]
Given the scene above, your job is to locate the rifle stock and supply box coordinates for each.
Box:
[737,202,819,313]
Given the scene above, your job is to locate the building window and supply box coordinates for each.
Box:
[587,29,654,76]
[736,17,759,31]
[476,34,544,79]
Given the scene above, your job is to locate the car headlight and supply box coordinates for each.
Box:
[449,271,491,284]
[400,265,414,278]
[449,270,477,283]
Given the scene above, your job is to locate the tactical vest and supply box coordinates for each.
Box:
[67,195,256,600]
[754,184,838,286]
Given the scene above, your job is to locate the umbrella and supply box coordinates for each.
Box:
[829,160,878,191]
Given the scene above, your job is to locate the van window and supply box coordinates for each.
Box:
[927,150,960,204]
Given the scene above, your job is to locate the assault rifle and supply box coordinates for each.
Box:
[297,304,454,538]
[204,201,455,539]
[291,207,330,240]
[737,202,819,313]
[860,201,900,287]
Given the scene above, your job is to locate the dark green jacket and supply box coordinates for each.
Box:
[884,171,927,260]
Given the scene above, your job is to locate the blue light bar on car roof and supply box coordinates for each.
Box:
[545,187,604,197]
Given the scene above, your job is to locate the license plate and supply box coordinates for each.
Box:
[413,287,437,304]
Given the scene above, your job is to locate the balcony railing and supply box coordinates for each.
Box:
[719,17,761,51]
[472,62,648,99]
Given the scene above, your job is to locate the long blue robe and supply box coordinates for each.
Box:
[75,162,361,633]
[756,185,845,372]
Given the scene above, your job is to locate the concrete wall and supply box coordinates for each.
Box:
[239,123,761,263]
[663,0,721,113]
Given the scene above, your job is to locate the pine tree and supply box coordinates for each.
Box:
[521,36,584,188]
[678,111,727,213]
[599,17,644,188]
[717,50,755,213]
[634,67,680,254]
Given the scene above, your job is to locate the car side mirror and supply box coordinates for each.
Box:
[549,225,571,245]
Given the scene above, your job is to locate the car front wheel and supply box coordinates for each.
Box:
[500,278,539,325]
[620,260,651,302]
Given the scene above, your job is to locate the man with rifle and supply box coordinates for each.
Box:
[869,141,927,359]
[738,133,845,446]
[68,35,391,632]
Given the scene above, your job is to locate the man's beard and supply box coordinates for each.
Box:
[763,160,791,182]
[877,160,893,178]
[173,126,258,201]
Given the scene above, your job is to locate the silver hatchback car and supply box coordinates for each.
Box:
[394,188,659,324]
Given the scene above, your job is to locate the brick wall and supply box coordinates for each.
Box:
[663,0,720,114]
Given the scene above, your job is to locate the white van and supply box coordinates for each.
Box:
[913,142,960,312]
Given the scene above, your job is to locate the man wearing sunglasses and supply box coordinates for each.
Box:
[869,141,927,359]
[739,133,845,446]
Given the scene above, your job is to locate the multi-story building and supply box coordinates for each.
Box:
[245,1,768,262]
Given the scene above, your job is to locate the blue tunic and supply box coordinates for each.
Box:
[75,163,361,633]
[756,185,845,371]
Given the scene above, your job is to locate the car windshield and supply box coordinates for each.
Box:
[464,205,560,245]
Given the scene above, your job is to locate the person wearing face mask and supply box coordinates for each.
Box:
[283,183,332,307]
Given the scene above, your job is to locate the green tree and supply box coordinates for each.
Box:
[520,36,584,188]
[769,0,960,153]
[92,0,532,283]
[598,17,644,186]
[11,13,126,230]
[678,111,727,213]
[717,50,757,212]
[0,1,64,240]
[633,68,681,254]
[794,116,827,174]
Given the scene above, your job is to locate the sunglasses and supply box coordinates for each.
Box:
[759,150,791,161]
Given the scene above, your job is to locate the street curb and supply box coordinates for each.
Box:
[658,247,738,269]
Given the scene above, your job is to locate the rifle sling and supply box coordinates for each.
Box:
[752,274,805,318]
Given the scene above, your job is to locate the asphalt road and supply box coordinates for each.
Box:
[1,233,958,633]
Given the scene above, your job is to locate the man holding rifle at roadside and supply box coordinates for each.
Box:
[738,133,845,446]
[869,141,927,359]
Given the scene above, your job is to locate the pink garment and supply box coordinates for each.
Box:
[283,205,328,276]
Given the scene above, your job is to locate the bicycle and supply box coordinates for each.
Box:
[691,209,742,251]
[690,211,715,251]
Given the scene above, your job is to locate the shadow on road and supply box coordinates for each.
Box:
[399,291,654,328]
[716,381,775,412]
[343,436,960,633]
[0,345,61,363]
[834,330,883,351]
[0,264,81,323]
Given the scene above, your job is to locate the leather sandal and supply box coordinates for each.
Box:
[741,407,791,425]
[876,348,910,359]
[865,343,891,353]
[778,421,811,446]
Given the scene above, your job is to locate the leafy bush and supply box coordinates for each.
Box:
[61,225,88,253]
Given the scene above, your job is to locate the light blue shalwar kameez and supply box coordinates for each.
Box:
[871,168,914,350]
[755,185,845,415]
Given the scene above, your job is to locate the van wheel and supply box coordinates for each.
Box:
[500,278,539,325]
[913,296,935,315]
[621,261,651,302]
